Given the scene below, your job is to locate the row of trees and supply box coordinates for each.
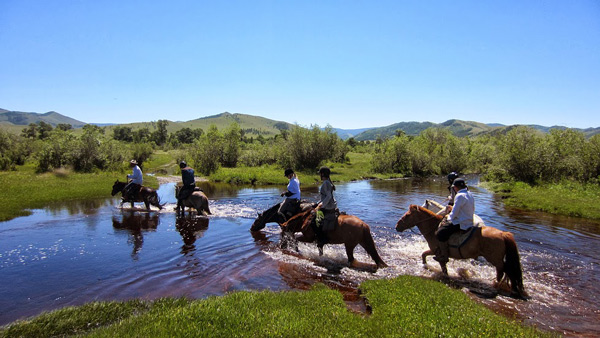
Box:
[2,121,599,185]
[371,126,600,184]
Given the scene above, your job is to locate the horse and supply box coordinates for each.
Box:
[250,200,315,232]
[111,180,163,210]
[281,207,388,269]
[396,204,527,299]
[175,185,211,216]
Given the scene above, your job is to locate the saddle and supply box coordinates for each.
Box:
[447,227,478,249]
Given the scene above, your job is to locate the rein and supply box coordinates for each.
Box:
[402,213,440,236]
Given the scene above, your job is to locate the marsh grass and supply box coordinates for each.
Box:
[483,180,600,219]
[0,165,159,221]
[0,277,549,337]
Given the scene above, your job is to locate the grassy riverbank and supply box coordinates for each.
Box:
[482,180,600,220]
[208,152,397,185]
[0,276,549,337]
[0,164,159,222]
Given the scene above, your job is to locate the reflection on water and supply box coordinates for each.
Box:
[112,211,160,260]
[0,176,599,336]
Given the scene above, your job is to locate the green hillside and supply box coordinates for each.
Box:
[102,112,294,136]
[0,110,87,127]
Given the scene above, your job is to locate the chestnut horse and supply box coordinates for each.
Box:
[111,180,163,210]
[281,208,388,269]
[396,204,527,299]
[175,185,211,216]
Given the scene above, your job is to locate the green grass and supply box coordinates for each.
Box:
[209,152,399,185]
[0,277,549,338]
[482,180,600,219]
[0,164,159,222]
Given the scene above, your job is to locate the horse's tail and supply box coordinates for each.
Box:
[362,224,388,268]
[150,191,164,210]
[503,232,527,299]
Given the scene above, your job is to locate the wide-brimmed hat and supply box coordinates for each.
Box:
[452,178,467,189]
[284,168,294,177]
[130,159,138,165]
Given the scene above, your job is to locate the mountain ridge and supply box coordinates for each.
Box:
[2,108,598,139]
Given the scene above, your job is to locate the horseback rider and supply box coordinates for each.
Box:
[434,177,475,264]
[278,168,301,221]
[316,166,337,249]
[124,159,143,200]
[177,161,196,210]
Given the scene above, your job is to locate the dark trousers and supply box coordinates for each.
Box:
[435,222,460,242]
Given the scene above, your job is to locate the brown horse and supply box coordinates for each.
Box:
[250,200,315,232]
[111,180,163,210]
[396,204,527,299]
[175,185,211,216]
[281,208,388,269]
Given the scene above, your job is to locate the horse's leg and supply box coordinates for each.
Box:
[345,243,357,266]
[422,249,434,265]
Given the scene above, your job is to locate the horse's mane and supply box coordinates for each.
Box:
[411,204,443,220]
[283,207,314,232]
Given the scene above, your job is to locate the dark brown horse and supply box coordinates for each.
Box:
[250,200,314,232]
[175,185,211,216]
[396,204,527,299]
[281,208,388,269]
[111,180,163,210]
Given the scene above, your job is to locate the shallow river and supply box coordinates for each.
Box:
[1,177,599,336]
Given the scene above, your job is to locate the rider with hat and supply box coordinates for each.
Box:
[434,177,475,264]
[124,159,143,200]
[278,168,301,221]
[177,161,196,209]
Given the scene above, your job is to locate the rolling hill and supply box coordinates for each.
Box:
[2,107,599,139]
[0,109,87,128]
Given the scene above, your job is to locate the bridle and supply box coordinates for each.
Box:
[398,212,440,236]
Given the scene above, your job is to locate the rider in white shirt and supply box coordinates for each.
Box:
[434,178,474,263]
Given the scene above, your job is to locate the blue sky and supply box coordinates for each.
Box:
[1,1,599,129]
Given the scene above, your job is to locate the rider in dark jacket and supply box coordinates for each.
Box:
[177,161,196,209]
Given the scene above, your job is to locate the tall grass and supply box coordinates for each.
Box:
[483,180,600,219]
[0,277,549,337]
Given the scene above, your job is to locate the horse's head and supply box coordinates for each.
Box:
[250,212,266,232]
[281,208,314,234]
[111,180,123,196]
[395,205,422,232]
[396,204,441,232]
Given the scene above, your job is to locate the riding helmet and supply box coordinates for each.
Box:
[284,168,294,177]
[179,161,187,168]
[447,172,459,184]
[318,166,331,177]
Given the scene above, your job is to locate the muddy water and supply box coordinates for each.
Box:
[0,177,598,336]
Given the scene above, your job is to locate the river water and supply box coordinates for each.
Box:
[0,176,598,336]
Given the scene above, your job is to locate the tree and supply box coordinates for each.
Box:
[192,125,224,175]
[113,126,134,142]
[56,123,72,131]
[222,123,241,167]
[151,120,169,146]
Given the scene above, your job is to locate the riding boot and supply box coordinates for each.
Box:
[434,241,449,264]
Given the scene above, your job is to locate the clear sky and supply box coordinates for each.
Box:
[1,1,599,129]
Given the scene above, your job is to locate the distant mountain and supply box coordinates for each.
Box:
[104,112,296,137]
[354,120,600,140]
[354,121,437,140]
[331,127,374,140]
[0,109,87,128]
